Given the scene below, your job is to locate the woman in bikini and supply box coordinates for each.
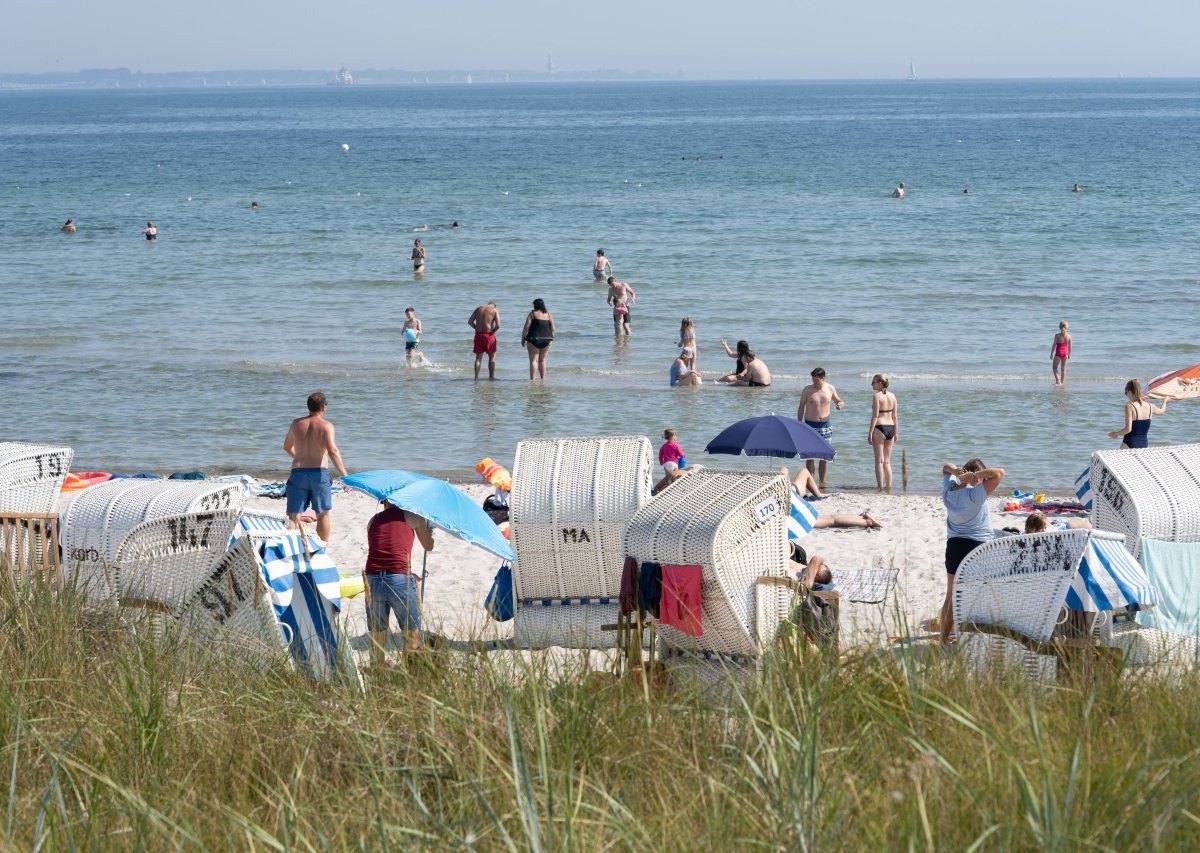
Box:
[520,298,556,381]
[1108,378,1167,449]
[1051,320,1072,385]
[411,239,426,274]
[677,317,697,370]
[867,374,898,492]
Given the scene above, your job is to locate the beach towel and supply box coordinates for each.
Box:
[1075,468,1093,512]
[788,490,819,539]
[660,564,703,637]
[1136,539,1200,635]
[637,561,662,618]
[619,556,638,616]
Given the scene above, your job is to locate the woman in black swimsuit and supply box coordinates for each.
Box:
[520,298,556,381]
[718,339,750,384]
[868,374,898,492]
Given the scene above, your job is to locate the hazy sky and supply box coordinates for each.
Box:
[5,0,1199,79]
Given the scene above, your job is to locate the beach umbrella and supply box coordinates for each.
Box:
[341,470,516,562]
[706,414,835,461]
[1147,365,1200,401]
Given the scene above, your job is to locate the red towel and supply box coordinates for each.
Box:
[660,564,703,636]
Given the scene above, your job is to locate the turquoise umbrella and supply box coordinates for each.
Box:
[342,470,515,562]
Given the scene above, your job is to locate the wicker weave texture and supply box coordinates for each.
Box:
[953,529,1090,646]
[60,480,245,596]
[625,470,790,658]
[512,601,619,649]
[1091,444,1200,559]
[112,511,240,614]
[176,536,289,661]
[510,436,652,600]
[0,442,74,515]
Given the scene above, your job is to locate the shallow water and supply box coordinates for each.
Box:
[1,79,1197,489]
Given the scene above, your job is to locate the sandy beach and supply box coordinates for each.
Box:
[244,481,1072,657]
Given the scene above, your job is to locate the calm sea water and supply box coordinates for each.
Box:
[2,80,1198,490]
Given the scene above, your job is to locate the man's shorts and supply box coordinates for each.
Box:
[945,536,985,575]
[613,308,631,324]
[473,332,497,355]
[286,467,332,515]
[405,340,419,352]
[366,572,421,631]
[805,420,833,442]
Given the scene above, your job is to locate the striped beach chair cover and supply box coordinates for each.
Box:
[227,511,289,549]
[258,533,351,683]
[788,490,819,539]
[1074,468,1093,512]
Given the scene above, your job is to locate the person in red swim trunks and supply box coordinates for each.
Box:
[468,301,501,380]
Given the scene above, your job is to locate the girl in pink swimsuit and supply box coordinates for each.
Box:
[1051,320,1072,386]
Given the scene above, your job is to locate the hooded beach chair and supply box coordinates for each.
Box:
[0,442,74,584]
[1090,443,1200,560]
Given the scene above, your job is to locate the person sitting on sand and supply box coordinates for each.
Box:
[670,349,703,387]
[729,351,770,387]
[61,218,76,233]
[939,458,1005,644]
[892,182,905,199]
[365,500,435,665]
[1025,510,1090,533]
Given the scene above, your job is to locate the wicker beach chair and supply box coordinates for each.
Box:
[0,442,74,515]
[1090,443,1200,560]
[509,435,653,648]
[59,479,245,603]
[624,470,792,678]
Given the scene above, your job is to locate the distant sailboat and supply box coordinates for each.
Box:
[907,62,918,81]
[329,65,353,85]
[466,73,473,85]
[202,77,208,87]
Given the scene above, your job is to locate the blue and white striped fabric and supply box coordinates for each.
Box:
[1066,535,1160,612]
[1074,468,1093,512]
[227,512,289,549]
[258,533,346,681]
[788,490,820,540]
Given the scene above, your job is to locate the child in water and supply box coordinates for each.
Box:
[403,307,426,366]
[1051,320,1072,385]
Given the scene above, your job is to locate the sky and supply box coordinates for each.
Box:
[5,0,1199,79]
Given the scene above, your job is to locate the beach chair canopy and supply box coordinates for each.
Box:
[0,442,74,514]
[60,478,244,603]
[624,470,791,658]
[1090,443,1200,559]
[510,435,653,600]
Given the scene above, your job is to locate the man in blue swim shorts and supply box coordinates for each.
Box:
[283,391,349,542]
[797,367,844,490]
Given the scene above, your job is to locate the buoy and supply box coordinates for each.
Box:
[341,143,350,152]
[476,457,512,491]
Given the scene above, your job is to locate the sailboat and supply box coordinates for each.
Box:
[907,62,918,81]
[466,73,473,85]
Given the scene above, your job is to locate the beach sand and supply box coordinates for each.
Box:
[244,483,1053,657]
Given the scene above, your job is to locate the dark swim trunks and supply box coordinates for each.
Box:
[286,467,332,515]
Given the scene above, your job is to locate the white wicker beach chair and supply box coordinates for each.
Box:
[59,479,245,603]
[624,470,791,667]
[175,536,291,664]
[509,435,653,648]
[1090,443,1200,559]
[0,442,73,514]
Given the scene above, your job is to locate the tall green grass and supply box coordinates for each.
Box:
[3,577,1200,850]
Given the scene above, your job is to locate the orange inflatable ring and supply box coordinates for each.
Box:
[61,472,112,491]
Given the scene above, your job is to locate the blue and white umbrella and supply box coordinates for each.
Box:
[788,490,820,540]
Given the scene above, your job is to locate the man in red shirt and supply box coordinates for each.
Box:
[365,501,435,665]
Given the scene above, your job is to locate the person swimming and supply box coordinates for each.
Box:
[1072,183,1084,192]
[61,218,76,233]
[250,201,259,209]
[892,182,905,199]
[142,221,157,240]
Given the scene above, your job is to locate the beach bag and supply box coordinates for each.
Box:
[484,563,515,622]
[793,588,839,649]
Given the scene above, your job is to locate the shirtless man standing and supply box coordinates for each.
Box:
[797,367,844,489]
[606,276,636,336]
[468,302,501,380]
[283,391,349,543]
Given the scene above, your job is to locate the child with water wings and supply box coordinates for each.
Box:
[403,307,426,366]
[1051,320,1072,385]
[653,429,688,494]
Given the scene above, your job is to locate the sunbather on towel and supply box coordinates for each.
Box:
[790,542,834,590]
[1024,511,1090,533]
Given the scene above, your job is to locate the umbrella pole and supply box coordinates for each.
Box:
[420,550,428,606]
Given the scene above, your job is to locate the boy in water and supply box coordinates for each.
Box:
[402,307,426,366]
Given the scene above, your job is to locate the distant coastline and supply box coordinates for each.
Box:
[0,66,685,90]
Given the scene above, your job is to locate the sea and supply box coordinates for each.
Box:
[2,79,1198,491]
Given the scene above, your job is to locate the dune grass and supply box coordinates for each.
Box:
[3,578,1200,850]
